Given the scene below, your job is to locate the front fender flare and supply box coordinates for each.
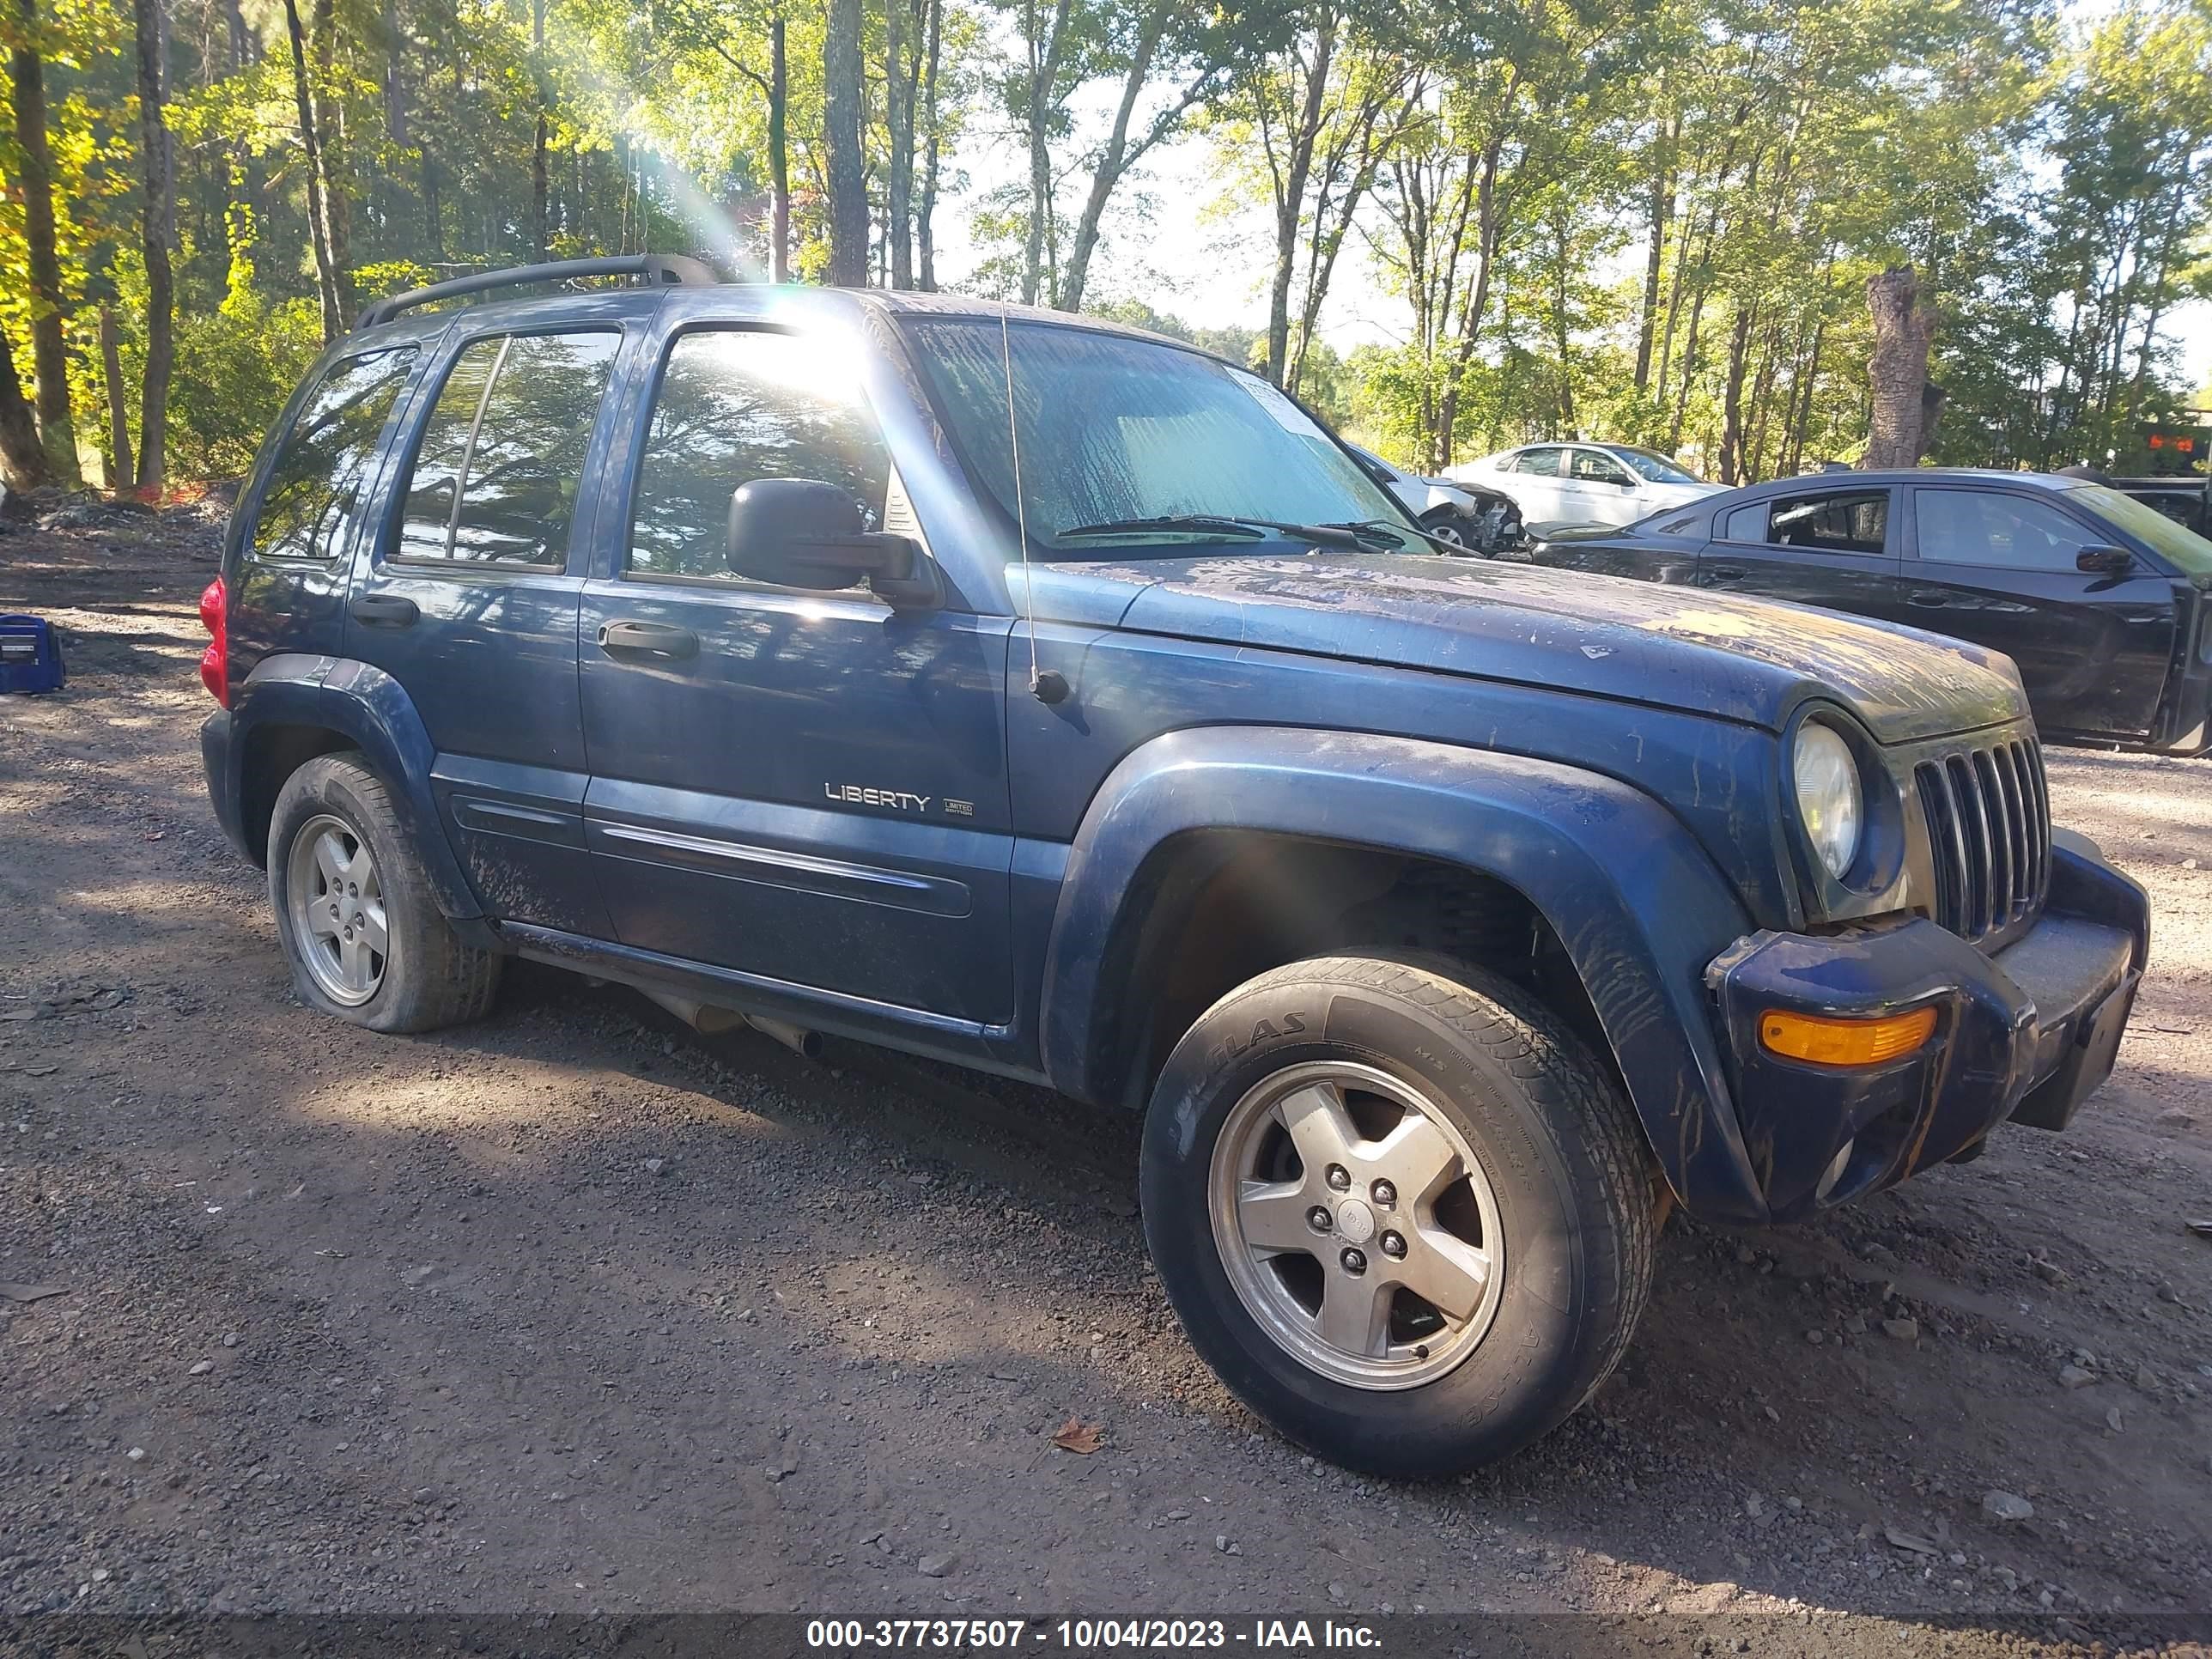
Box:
[227,654,483,921]
[1040,726,1771,1224]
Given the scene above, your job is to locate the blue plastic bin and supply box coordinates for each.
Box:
[0,614,66,694]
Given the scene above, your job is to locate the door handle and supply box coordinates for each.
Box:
[1703,564,1745,586]
[598,619,700,660]
[348,593,419,628]
[1908,591,1948,608]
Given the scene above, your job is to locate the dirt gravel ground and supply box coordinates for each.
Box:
[3,520,2209,1652]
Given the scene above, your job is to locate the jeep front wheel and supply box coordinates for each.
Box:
[1139,954,1656,1477]
[267,753,502,1033]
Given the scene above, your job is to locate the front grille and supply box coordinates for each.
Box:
[1915,737,2050,945]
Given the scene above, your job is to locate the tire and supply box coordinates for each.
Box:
[1139,953,1655,1478]
[266,752,502,1034]
[1417,509,1470,550]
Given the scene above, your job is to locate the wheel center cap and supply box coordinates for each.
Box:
[1334,1199,1376,1243]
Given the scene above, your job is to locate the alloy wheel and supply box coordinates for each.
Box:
[1206,1060,1504,1389]
[287,813,388,1006]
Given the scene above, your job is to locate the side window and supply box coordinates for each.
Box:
[393,330,619,568]
[1765,489,1889,555]
[1570,449,1632,484]
[1720,503,1768,543]
[628,329,890,582]
[1915,490,2091,572]
[250,347,417,562]
[1516,447,1563,477]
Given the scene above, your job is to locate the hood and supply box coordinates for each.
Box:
[1030,551,2027,743]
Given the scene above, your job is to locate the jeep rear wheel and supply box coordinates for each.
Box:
[267,754,501,1033]
[1139,954,1655,1477]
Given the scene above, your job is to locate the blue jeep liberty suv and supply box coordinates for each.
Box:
[197,257,2151,1477]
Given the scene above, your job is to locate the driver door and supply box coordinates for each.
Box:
[1565,447,1645,526]
[576,320,1018,1024]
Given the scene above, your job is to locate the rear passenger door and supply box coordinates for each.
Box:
[343,325,629,937]
[1696,485,1911,627]
[1506,447,1569,522]
[1904,485,2177,741]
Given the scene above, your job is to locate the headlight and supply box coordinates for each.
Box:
[1793,721,1863,879]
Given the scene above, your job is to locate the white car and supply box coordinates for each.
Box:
[1446,441,1720,529]
[1347,445,1520,551]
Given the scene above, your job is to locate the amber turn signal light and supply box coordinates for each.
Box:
[1759,1006,1937,1067]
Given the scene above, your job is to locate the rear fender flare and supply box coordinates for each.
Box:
[228,654,482,921]
[1040,726,1771,1224]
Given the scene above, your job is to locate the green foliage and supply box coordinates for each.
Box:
[1,0,2205,489]
[161,293,325,478]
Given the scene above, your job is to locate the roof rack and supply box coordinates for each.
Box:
[353,253,718,331]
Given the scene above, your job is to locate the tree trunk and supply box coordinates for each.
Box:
[1668,286,1706,453]
[1265,21,1334,388]
[283,0,345,340]
[529,0,548,258]
[767,16,790,281]
[0,327,50,488]
[9,0,79,484]
[132,0,174,489]
[1058,0,1168,314]
[615,133,632,253]
[885,0,912,288]
[823,0,866,285]
[99,302,135,488]
[917,0,941,290]
[1018,0,1074,304]
[1718,302,1755,483]
[1786,317,1825,475]
[421,146,441,260]
[308,0,349,294]
[1863,264,1936,468]
[1633,130,1673,392]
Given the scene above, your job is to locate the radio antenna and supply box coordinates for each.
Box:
[1001,314,1067,705]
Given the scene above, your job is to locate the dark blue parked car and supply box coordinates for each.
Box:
[198,258,2149,1477]
[1518,469,2212,755]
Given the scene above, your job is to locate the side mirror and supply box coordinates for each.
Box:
[2075,545,2133,575]
[725,479,939,608]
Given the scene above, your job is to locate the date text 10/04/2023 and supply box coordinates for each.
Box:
[804,1620,1384,1650]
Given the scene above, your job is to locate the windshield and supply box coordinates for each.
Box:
[902,319,1410,556]
[2068,482,2212,576]
[1604,446,1700,485]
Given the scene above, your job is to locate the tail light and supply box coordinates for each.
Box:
[197,576,229,707]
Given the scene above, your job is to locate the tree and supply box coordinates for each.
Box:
[281,0,344,339]
[822,0,866,285]
[9,0,79,483]
[1056,0,1275,313]
[0,326,51,487]
[1214,4,1418,389]
[1864,264,1936,466]
[133,0,175,488]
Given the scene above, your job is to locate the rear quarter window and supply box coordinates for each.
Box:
[249,347,418,562]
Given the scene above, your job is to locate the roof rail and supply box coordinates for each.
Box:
[353,253,718,331]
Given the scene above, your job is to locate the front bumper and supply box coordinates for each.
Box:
[1705,830,2148,1221]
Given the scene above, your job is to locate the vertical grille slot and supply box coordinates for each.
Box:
[1914,735,2050,947]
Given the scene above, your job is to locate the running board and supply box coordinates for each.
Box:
[495,921,1033,1077]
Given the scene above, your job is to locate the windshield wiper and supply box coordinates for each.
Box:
[1055,514,1373,550]
[1317,520,1416,550]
